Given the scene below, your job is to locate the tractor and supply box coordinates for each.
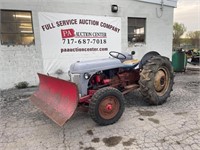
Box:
[30,51,174,126]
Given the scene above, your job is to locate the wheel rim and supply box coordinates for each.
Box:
[154,67,170,96]
[98,96,120,120]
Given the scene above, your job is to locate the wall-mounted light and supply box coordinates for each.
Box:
[111,5,118,13]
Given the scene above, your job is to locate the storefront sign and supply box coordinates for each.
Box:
[38,12,121,75]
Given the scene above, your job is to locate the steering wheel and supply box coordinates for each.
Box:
[109,51,126,60]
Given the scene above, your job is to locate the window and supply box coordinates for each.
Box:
[0,10,34,45]
[128,18,146,43]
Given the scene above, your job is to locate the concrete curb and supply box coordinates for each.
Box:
[186,63,200,71]
[186,67,200,71]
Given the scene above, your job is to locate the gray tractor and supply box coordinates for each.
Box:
[30,51,174,126]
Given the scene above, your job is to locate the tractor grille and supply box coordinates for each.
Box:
[71,74,81,92]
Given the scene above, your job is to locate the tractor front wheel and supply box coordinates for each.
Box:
[89,87,125,126]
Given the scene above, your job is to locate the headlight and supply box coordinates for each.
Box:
[84,73,90,80]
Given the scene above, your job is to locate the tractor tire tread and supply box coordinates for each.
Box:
[139,56,174,105]
[89,87,125,126]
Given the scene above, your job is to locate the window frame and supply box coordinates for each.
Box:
[128,17,146,44]
[0,9,35,46]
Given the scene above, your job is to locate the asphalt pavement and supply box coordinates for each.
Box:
[0,69,200,150]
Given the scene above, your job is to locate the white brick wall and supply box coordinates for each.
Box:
[0,0,175,89]
[0,45,43,89]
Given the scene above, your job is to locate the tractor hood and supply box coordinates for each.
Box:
[70,58,123,74]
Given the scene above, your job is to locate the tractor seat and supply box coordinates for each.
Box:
[123,59,140,66]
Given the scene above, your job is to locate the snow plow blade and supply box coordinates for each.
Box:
[30,73,78,126]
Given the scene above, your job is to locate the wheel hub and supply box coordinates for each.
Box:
[106,104,113,110]
[154,68,169,96]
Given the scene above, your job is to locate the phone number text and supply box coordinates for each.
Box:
[62,39,107,44]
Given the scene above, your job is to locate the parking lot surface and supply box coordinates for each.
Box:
[0,70,200,150]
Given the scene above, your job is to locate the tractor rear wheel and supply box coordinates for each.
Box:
[89,87,125,126]
[139,56,174,105]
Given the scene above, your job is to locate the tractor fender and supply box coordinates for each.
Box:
[139,51,160,69]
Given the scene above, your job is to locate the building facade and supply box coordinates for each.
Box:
[0,0,177,89]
